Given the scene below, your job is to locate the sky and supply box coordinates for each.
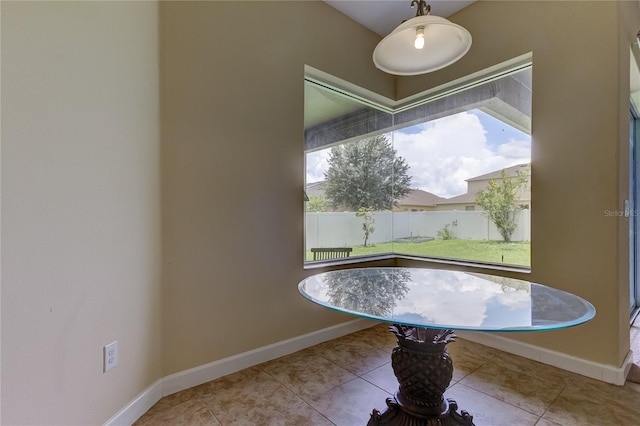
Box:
[305,109,531,199]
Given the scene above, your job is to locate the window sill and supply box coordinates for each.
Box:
[304,253,396,270]
[304,253,531,275]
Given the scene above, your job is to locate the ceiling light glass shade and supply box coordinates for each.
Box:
[373,15,472,76]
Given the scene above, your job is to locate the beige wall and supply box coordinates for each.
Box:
[399,1,639,366]
[159,0,393,374]
[1,2,162,424]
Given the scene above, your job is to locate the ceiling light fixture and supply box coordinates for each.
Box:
[373,0,472,76]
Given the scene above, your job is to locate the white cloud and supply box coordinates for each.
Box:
[497,138,531,160]
[305,111,531,198]
[392,270,532,329]
[393,112,530,198]
[306,150,330,183]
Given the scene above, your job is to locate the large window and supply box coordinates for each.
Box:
[304,63,532,268]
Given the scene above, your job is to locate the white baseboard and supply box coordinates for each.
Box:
[106,321,632,425]
[104,379,164,426]
[104,318,377,426]
[456,330,634,386]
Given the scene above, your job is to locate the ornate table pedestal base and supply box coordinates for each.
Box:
[367,325,474,426]
[368,394,474,426]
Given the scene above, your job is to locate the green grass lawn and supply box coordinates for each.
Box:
[307,239,530,267]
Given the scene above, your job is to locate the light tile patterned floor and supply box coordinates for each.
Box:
[135,323,640,426]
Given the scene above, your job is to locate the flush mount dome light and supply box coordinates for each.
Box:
[373,0,472,76]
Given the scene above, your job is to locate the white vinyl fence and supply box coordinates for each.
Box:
[305,210,530,250]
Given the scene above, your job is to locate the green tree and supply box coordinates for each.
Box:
[306,195,327,212]
[325,268,411,316]
[475,167,529,242]
[324,135,411,211]
[355,207,375,247]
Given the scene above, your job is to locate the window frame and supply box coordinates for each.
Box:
[303,56,532,272]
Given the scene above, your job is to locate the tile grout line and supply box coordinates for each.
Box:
[256,364,338,424]
[449,350,571,423]
[533,379,569,426]
[257,355,363,426]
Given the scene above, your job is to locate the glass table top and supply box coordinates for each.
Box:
[298,267,596,332]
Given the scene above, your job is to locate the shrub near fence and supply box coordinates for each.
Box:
[305,210,530,250]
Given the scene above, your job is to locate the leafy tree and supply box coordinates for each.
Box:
[306,195,327,212]
[324,135,411,211]
[475,167,529,242]
[325,268,411,316]
[355,207,375,247]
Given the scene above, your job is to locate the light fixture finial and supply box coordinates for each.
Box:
[411,0,430,17]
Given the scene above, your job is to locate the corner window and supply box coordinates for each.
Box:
[304,63,532,268]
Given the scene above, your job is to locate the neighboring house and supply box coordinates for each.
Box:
[309,164,530,212]
[394,189,446,212]
[306,181,444,212]
[305,181,327,200]
[305,181,340,211]
[435,163,531,211]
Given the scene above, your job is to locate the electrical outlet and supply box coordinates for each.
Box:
[103,341,118,373]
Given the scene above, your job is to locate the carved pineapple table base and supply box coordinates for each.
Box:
[367,325,474,426]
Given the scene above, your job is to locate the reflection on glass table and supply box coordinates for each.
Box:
[298,267,595,426]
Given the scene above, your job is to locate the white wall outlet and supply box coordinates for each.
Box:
[103,340,118,373]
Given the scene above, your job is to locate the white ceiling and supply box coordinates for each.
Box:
[324,0,475,37]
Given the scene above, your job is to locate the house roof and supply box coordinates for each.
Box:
[397,189,446,207]
[305,181,326,191]
[438,163,530,205]
[466,163,530,182]
[437,192,478,205]
[306,182,444,208]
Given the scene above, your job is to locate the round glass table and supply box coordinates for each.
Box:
[298,267,595,426]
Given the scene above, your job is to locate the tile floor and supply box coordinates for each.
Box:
[135,322,640,426]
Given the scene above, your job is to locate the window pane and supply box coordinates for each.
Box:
[304,81,394,261]
[304,65,532,268]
